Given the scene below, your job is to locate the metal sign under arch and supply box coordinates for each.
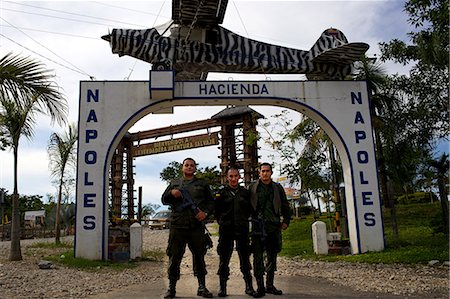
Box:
[75,71,384,260]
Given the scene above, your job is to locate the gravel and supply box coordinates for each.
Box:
[0,227,448,299]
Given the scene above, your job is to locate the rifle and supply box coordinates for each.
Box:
[176,186,213,250]
[176,187,200,214]
[251,213,267,243]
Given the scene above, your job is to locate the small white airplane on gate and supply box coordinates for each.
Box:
[102,0,369,80]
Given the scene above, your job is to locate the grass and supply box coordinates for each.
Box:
[28,241,73,249]
[28,241,165,270]
[281,202,449,264]
[31,203,447,267]
[142,249,166,262]
[45,250,136,270]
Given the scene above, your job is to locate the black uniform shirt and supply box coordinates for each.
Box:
[215,186,252,235]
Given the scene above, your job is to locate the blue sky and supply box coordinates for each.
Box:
[0,0,422,207]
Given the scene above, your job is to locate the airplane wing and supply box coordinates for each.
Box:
[172,0,228,27]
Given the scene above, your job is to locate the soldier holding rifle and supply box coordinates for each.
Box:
[162,158,214,298]
[249,162,291,298]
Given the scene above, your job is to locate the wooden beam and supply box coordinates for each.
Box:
[129,119,220,142]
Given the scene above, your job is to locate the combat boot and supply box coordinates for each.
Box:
[252,277,265,298]
[218,277,227,297]
[244,275,255,296]
[265,272,282,295]
[197,275,213,298]
[164,279,176,298]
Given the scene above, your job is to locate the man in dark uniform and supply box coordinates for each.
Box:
[162,158,214,298]
[215,167,255,297]
[249,162,291,298]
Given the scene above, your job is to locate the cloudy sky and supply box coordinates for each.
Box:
[0,0,413,208]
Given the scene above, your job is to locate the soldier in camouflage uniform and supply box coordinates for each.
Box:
[215,167,255,297]
[162,158,215,298]
[248,163,291,298]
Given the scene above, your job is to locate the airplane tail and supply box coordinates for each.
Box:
[309,28,349,57]
[309,28,369,65]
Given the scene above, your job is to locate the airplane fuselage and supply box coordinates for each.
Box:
[106,26,365,80]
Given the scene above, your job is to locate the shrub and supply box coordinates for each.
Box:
[396,192,437,204]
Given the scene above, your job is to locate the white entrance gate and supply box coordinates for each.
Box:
[75,71,384,260]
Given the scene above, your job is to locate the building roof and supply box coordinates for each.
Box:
[211,106,264,120]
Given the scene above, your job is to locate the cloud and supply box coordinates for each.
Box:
[0,149,55,197]
[0,0,412,206]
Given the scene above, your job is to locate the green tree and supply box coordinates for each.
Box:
[1,192,44,225]
[195,165,221,191]
[263,110,341,215]
[379,0,448,233]
[0,53,67,261]
[44,203,75,231]
[427,154,449,235]
[142,203,161,218]
[352,56,402,243]
[47,123,77,244]
[380,0,448,69]
[160,161,183,183]
[160,161,220,189]
[379,0,449,144]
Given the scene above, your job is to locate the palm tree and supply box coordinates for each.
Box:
[141,203,161,219]
[0,53,67,261]
[290,116,346,228]
[428,154,449,235]
[352,56,402,242]
[48,123,77,244]
[0,53,65,108]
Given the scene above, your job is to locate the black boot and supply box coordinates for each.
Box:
[218,277,227,297]
[197,276,213,298]
[252,277,265,298]
[164,279,176,298]
[265,272,282,295]
[244,275,256,296]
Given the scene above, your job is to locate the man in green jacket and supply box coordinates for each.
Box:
[162,158,214,298]
[249,162,291,298]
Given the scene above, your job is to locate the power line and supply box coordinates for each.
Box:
[0,24,99,40]
[1,17,93,79]
[91,1,171,20]
[1,8,138,29]
[0,33,94,79]
[124,1,167,80]
[231,1,268,81]
[3,2,149,28]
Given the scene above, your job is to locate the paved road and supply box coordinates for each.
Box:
[88,227,427,299]
[90,271,413,299]
[88,226,421,299]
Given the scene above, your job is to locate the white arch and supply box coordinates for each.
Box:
[75,76,384,260]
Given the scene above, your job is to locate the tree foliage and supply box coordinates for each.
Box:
[379,0,449,146]
[1,190,45,223]
[47,123,77,244]
[380,0,448,68]
[160,161,183,183]
[364,0,448,237]
[141,203,161,218]
[160,161,221,190]
[260,110,335,213]
[0,52,67,261]
[426,154,449,234]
